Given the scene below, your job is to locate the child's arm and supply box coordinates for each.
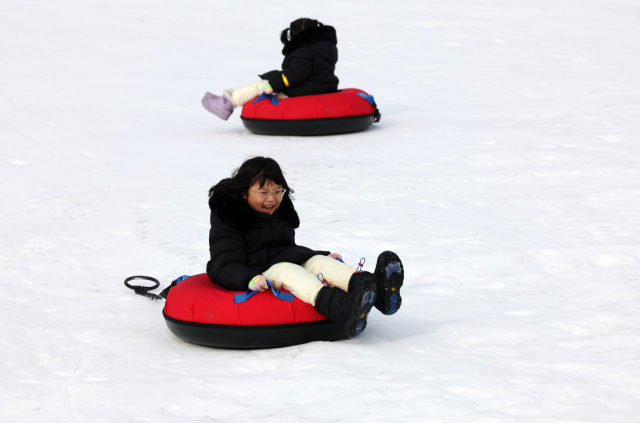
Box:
[281,56,313,88]
[208,219,260,291]
[259,51,313,92]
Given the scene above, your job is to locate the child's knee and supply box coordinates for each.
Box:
[265,262,305,281]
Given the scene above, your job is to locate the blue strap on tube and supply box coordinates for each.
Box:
[233,280,293,304]
[250,93,281,106]
[233,289,260,304]
[268,280,294,302]
[171,275,191,284]
[357,92,375,106]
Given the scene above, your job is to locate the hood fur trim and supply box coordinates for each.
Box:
[209,179,300,231]
[282,25,337,56]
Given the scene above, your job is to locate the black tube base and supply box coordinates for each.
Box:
[241,113,375,136]
[164,311,346,349]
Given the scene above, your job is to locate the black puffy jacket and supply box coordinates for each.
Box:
[206,180,330,291]
[260,25,339,97]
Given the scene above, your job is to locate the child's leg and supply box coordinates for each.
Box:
[301,255,357,291]
[263,262,324,305]
[228,80,270,107]
[265,259,377,339]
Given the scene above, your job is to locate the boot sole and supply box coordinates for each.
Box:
[374,251,404,315]
[345,280,376,339]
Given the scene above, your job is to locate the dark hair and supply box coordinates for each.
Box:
[209,156,294,204]
[280,18,323,45]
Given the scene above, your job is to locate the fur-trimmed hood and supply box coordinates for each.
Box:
[282,25,337,56]
[208,178,300,231]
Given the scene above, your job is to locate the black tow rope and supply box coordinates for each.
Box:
[124,275,190,300]
[124,275,165,300]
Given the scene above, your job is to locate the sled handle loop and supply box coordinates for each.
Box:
[124,276,163,300]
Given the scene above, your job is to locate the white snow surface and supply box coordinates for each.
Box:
[2,0,640,421]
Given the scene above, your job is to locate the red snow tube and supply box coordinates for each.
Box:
[163,273,346,349]
[240,88,381,136]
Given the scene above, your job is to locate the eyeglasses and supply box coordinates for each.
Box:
[251,188,286,199]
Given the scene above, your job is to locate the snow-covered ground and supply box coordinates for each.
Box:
[2,0,640,421]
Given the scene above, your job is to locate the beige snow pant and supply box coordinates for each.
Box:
[228,80,288,107]
[263,255,357,306]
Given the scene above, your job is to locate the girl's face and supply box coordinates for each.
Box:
[243,179,283,215]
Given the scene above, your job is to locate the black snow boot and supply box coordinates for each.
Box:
[349,251,404,316]
[347,270,374,292]
[346,252,404,315]
[314,279,377,339]
[372,251,404,315]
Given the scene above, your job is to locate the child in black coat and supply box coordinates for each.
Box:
[202,18,339,120]
[207,157,404,338]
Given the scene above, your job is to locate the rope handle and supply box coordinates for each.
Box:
[124,276,163,300]
[124,275,190,300]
